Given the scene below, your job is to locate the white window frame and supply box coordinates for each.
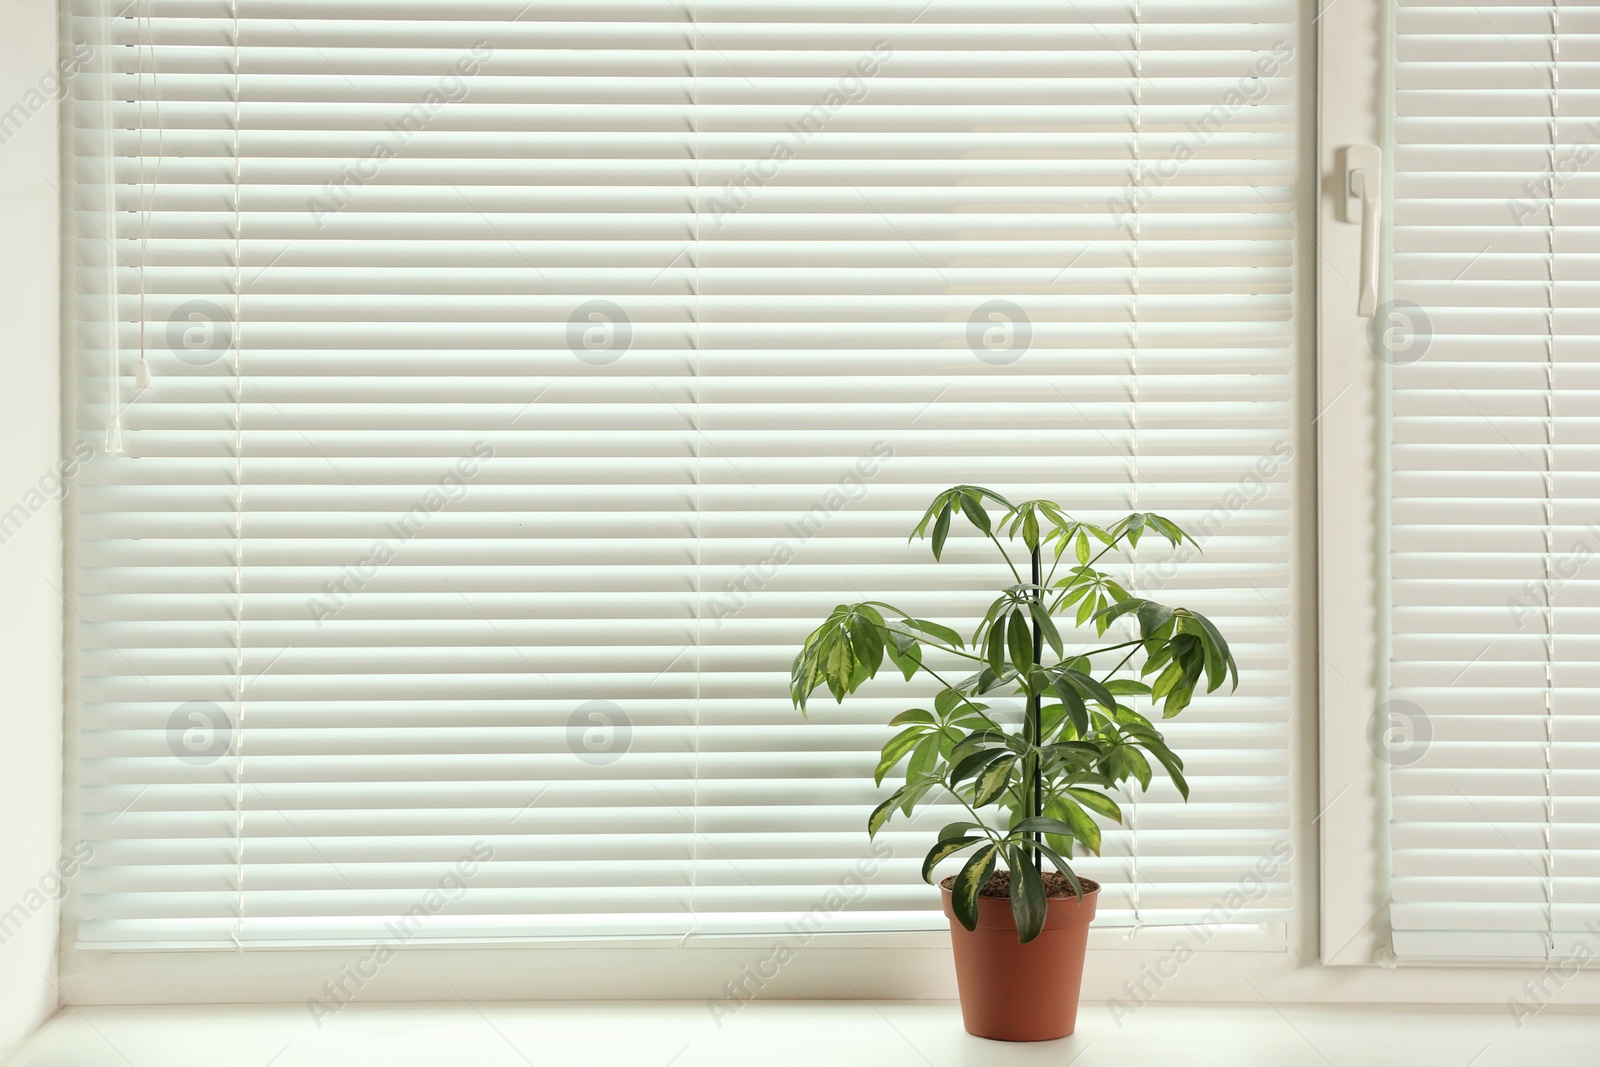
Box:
[1315,0,1393,970]
[0,0,68,1050]
[20,0,1600,1008]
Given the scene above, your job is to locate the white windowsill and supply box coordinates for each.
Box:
[6,1002,1597,1067]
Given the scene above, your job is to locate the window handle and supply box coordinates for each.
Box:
[1341,145,1382,317]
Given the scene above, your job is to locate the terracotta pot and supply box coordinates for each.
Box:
[940,876,1099,1041]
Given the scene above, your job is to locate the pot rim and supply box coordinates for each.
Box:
[938,873,1101,931]
[936,873,1101,900]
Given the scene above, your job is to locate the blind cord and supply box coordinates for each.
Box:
[679,0,706,947]
[110,0,162,453]
[102,9,122,454]
[1125,0,1145,939]
[229,0,246,952]
[1539,1,1559,963]
[134,4,159,392]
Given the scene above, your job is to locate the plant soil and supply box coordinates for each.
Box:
[941,871,1101,899]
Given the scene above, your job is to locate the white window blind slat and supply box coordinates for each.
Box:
[70,0,1298,948]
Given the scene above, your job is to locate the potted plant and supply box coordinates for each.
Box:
[789,486,1236,1041]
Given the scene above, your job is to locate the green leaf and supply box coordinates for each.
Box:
[874,726,926,786]
[1032,841,1084,899]
[1067,787,1123,823]
[1006,611,1033,674]
[984,616,1007,677]
[951,727,1010,755]
[903,618,965,649]
[959,491,992,535]
[889,709,936,727]
[1114,703,1156,729]
[855,603,888,628]
[884,637,923,681]
[1091,598,1144,631]
[881,619,911,648]
[1184,608,1239,692]
[910,496,944,541]
[1076,591,1097,628]
[1075,528,1090,565]
[790,645,818,712]
[951,844,1000,932]
[966,485,1017,510]
[848,653,871,693]
[1143,740,1190,800]
[848,617,885,677]
[922,836,983,883]
[1050,679,1089,738]
[972,755,1017,807]
[1120,746,1154,791]
[907,733,940,781]
[1011,815,1079,838]
[824,639,852,702]
[1028,601,1063,659]
[970,665,1005,695]
[1145,513,1192,548]
[899,775,938,816]
[1059,668,1117,713]
[1070,771,1116,790]
[1135,601,1175,643]
[931,506,952,560]
[867,788,906,838]
[1039,701,1068,740]
[1046,796,1102,856]
[1007,845,1048,943]
[1104,679,1151,697]
[939,820,987,840]
[950,747,1003,786]
[1150,658,1186,701]
[1040,741,1101,769]
[1141,642,1173,677]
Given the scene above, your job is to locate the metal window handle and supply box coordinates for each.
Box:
[1341,145,1382,317]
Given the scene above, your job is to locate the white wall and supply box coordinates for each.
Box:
[0,0,65,1057]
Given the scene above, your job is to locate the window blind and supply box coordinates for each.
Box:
[1389,1,1600,960]
[69,0,1298,948]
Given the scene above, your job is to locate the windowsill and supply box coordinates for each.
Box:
[8,1002,1596,1066]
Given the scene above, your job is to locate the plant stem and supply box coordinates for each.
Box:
[1045,533,1128,614]
[904,639,985,664]
[1076,638,1145,657]
[939,778,1003,843]
[915,664,1004,731]
[1102,644,1140,681]
[986,531,1024,586]
[872,609,987,664]
[1029,545,1043,873]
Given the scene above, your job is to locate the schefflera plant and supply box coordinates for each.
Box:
[789,486,1238,943]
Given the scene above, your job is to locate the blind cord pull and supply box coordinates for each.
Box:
[113,0,162,449]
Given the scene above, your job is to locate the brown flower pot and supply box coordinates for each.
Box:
[940,875,1099,1041]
